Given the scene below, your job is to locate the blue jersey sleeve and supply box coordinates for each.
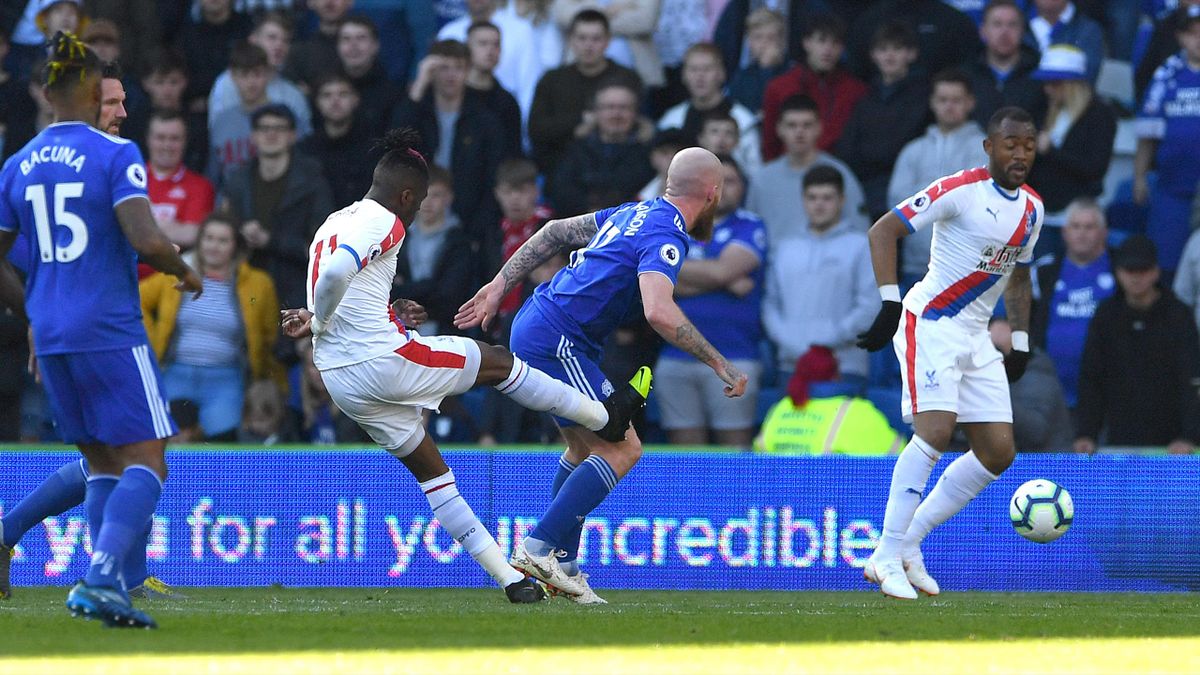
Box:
[592,206,618,229]
[636,229,688,285]
[109,141,149,207]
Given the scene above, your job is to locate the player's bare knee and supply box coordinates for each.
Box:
[977,445,1015,475]
[915,426,954,453]
[473,342,514,385]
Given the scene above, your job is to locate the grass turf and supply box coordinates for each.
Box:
[1,588,1198,673]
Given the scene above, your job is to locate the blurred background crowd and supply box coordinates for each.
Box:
[1,0,1198,454]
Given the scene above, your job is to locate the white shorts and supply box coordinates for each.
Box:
[654,357,762,430]
[319,334,482,456]
[893,311,1012,425]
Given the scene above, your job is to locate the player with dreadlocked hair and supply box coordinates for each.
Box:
[0,53,175,607]
[0,31,202,628]
[281,128,646,603]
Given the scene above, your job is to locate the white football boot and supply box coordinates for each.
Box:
[864,555,918,600]
[903,550,940,596]
[509,541,585,597]
[561,572,607,605]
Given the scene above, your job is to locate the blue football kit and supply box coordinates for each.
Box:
[1137,53,1200,270]
[510,198,690,424]
[0,121,175,445]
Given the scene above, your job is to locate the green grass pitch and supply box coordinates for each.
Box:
[1,588,1198,673]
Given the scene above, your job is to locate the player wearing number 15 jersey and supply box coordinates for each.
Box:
[456,148,749,603]
[0,33,202,628]
[855,107,1043,600]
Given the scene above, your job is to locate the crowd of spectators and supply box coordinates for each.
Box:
[2,0,1199,453]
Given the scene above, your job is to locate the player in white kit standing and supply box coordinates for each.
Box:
[855,107,1044,600]
[281,129,646,603]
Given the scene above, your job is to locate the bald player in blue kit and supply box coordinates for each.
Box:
[456,147,749,603]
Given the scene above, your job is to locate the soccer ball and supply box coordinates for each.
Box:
[1009,479,1073,543]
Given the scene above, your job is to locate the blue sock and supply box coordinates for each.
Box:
[550,454,577,497]
[85,466,162,590]
[530,455,618,551]
[122,518,153,589]
[550,455,581,573]
[84,474,119,554]
[1,460,87,548]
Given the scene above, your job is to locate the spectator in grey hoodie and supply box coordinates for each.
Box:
[888,69,987,289]
[763,165,877,383]
[746,94,867,246]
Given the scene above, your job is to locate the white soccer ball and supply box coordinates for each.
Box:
[1009,479,1073,543]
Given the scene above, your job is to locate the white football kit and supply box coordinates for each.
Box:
[306,198,481,454]
[890,167,1044,423]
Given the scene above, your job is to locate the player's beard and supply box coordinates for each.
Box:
[690,200,718,242]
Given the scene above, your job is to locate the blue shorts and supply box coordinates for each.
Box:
[509,301,614,427]
[38,344,177,446]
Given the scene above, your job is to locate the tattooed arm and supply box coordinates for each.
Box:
[497,212,598,294]
[639,273,749,397]
[1005,265,1033,332]
[454,212,598,330]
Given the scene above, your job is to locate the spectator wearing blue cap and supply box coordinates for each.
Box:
[1135,5,1200,275]
[1025,43,1115,258]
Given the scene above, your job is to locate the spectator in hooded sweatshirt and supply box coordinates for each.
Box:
[747,94,867,246]
[888,69,988,289]
[762,165,877,385]
[207,11,312,139]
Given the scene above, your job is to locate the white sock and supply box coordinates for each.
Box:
[495,357,608,430]
[875,436,942,560]
[420,471,523,587]
[902,451,998,555]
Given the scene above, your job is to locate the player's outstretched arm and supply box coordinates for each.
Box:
[640,273,748,398]
[454,212,599,330]
[856,210,910,352]
[115,198,203,297]
[1002,265,1033,382]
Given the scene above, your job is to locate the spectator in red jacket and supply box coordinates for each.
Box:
[147,109,215,252]
[759,13,866,161]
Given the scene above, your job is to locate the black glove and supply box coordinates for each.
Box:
[1004,348,1031,383]
[856,301,903,352]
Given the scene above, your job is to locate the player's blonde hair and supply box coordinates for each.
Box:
[42,31,101,91]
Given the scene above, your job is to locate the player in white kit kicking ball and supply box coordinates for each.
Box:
[281,129,645,603]
[855,107,1044,599]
